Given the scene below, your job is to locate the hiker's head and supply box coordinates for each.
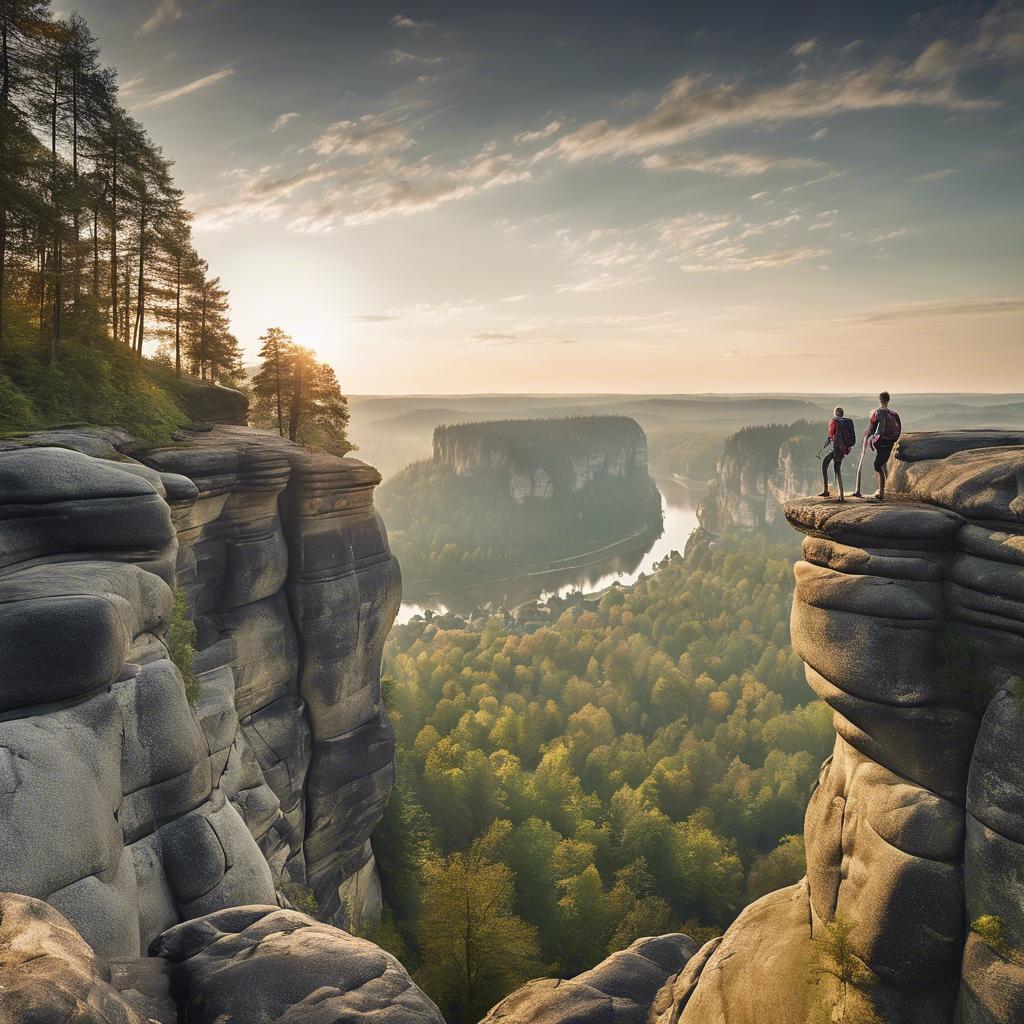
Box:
[834,406,844,417]
[879,391,890,406]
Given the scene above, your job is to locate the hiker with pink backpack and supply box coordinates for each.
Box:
[852,391,902,501]
[818,406,857,502]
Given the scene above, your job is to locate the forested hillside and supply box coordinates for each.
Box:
[373,531,833,1021]
[0,1,242,438]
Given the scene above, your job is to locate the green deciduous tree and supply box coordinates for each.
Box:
[416,843,542,1023]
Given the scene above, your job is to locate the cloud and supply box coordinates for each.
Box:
[289,141,533,231]
[909,167,959,183]
[556,273,636,293]
[139,0,181,35]
[193,165,337,230]
[350,314,401,322]
[135,67,233,108]
[471,332,519,344]
[515,120,562,144]
[790,39,817,58]
[312,113,415,158]
[391,14,434,31]
[808,125,829,141]
[838,227,911,244]
[910,39,960,81]
[387,49,443,66]
[271,112,301,132]
[855,297,1024,324]
[642,150,822,177]
[543,59,992,164]
[655,212,829,272]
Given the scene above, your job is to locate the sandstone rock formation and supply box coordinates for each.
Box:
[0,424,400,958]
[151,905,444,1023]
[480,934,697,1024]
[697,422,822,532]
[431,416,650,504]
[668,430,1024,1024]
[0,894,442,1024]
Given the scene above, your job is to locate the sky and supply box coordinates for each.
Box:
[69,0,1024,393]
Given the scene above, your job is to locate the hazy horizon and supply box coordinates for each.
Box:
[73,0,1024,392]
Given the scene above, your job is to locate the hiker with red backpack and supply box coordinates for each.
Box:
[818,406,856,502]
[853,391,902,501]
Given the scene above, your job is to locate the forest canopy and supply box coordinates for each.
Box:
[372,530,833,1020]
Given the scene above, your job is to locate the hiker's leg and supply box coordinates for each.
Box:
[836,461,845,500]
[819,453,832,495]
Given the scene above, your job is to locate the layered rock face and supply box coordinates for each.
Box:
[699,432,821,532]
[677,430,1024,1024]
[432,416,650,504]
[0,425,400,959]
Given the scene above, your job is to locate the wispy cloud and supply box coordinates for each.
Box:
[542,55,993,164]
[790,39,817,58]
[350,313,402,322]
[136,67,234,109]
[838,227,911,244]
[855,297,1024,324]
[515,120,562,145]
[909,167,959,183]
[271,112,301,132]
[471,331,519,343]
[391,14,434,31]
[194,165,337,230]
[387,49,443,66]
[313,113,415,158]
[642,151,822,177]
[139,0,181,35]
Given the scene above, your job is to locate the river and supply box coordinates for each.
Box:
[395,476,701,623]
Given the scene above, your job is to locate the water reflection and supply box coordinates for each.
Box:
[395,477,700,623]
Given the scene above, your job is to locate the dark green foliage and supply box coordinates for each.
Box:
[375,532,832,982]
[0,324,187,443]
[167,587,200,708]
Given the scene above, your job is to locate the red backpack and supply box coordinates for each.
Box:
[876,408,902,442]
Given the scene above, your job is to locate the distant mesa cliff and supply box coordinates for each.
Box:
[697,420,825,533]
[379,417,662,593]
[431,416,651,503]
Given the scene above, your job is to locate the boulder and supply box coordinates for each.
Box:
[480,934,697,1024]
[151,905,444,1023]
[0,892,143,1024]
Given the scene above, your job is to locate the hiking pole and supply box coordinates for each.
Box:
[853,436,870,497]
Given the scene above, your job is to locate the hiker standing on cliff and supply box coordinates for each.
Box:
[854,391,902,501]
[818,406,855,502]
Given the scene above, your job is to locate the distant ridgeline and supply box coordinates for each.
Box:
[378,416,662,592]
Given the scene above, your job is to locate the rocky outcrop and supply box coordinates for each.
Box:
[0,894,441,1024]
[667,430,1024,1024]
[0,424,400,958]
[431,416,650,504]
[480,934,697,1024]
[151,905,443,1023]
